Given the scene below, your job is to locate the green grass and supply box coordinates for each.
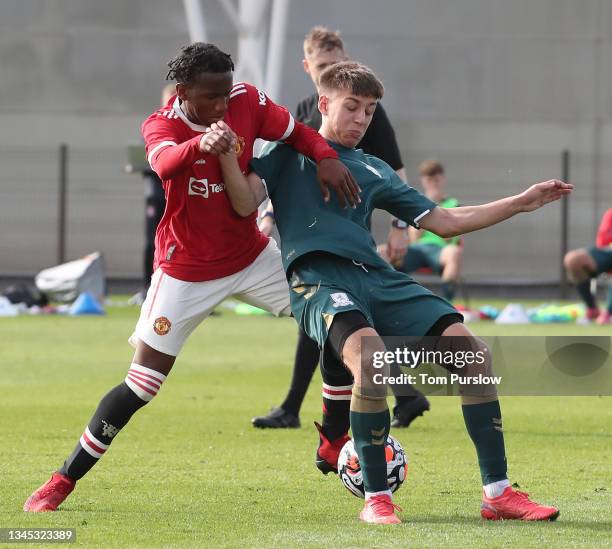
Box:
[1,302,611,548]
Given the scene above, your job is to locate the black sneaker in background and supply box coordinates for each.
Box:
[252,406,301,429]
[391,393,430,428]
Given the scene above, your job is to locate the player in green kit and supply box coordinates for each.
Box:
[214,62,570,524]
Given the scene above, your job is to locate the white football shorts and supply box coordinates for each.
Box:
[129,239,291,356]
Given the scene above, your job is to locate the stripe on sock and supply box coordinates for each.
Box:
[322,382,353,401]
[127,371,162,391]
[125,363,166,402]
[79,426,110,459]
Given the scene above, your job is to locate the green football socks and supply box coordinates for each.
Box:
[350,390,390,494]
[461,400,508,484]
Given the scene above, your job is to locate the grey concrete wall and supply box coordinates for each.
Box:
[1,0,611,280]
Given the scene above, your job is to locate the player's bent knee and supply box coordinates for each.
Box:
[124,363,167,402]
[325,311,384,397]
[563,250,580,270]
[437,323,498,399]
[456,339,498,400]
[347,330,388,406]
[564,249,589,271]
[349,330,388,400]
[342,328,379,370]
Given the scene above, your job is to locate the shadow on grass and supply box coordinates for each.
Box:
[404,514,612,533]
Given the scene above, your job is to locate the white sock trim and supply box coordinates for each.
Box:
[322,382,354,391]
[483,479,510,498]
[321,382,353,401]
[130,363,167,382]
[125,362,166,402]
[79,426,109,459]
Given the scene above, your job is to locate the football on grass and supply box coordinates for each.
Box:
[337,435,407,498]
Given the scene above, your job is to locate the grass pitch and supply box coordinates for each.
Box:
[1,302,611,548]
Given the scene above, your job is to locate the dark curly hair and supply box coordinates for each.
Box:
[166,43,234,84]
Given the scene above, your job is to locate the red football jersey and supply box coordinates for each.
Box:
[141,82,337,282]
[596,208,612,248]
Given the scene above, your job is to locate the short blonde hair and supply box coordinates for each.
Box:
[319,61,384,100]
[303,26,344,56]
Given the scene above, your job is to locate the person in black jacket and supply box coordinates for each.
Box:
[253,26,430,430]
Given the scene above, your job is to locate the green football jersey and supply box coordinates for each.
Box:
[417,197,460,247]
[249,141,437,273]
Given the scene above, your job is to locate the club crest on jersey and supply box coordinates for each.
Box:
[234,136,246,157]
[330,292,354,308]
[153,316,171,336]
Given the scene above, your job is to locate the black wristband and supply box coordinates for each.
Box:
[391,218,408,229]
[260,211,275,221]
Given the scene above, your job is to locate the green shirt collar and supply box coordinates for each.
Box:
[327,140,365,159]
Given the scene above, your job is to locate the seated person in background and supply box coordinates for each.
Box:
[379,159,462,302]
[564,207,612,324]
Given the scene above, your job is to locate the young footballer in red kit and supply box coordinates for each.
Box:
[23,42,360,513]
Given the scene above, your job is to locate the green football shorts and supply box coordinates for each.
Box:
[288,252,459,348]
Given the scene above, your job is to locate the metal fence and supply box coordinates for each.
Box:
[0,144,144,279]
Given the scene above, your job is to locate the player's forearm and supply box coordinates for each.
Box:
[440,196,522,237]
[218,154,260,217]
[150,136,202,180]
[284,122,338,163]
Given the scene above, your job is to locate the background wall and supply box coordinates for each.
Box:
[1,0,611,280]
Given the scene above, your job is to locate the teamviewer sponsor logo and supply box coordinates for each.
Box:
[188,178,226,199]
[188,178,209,198]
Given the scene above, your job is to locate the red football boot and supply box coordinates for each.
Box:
[314,422,350,475]
[360,494,402,524]
[481,486,559,521]
[23,472,75,512]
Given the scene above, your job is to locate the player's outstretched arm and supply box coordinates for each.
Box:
[420,179,573,238]
[218,150,267,217]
